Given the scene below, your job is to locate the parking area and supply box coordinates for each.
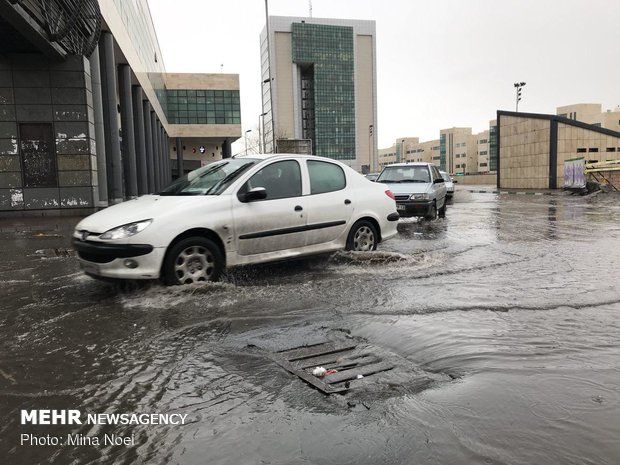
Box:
[1,186,620,464]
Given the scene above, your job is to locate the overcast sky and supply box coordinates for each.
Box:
[148,0,620,150]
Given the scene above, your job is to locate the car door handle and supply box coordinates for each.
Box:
[294,205,303,211]
[344,199,351,205]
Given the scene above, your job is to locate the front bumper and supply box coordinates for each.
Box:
[395,199,434,218]
[73,239,166,280]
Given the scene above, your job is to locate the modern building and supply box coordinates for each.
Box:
[497,110,620,189]
[260,16,377,172]
[0,0,240,215]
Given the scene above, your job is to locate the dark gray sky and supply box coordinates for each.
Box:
[148,0,620,148]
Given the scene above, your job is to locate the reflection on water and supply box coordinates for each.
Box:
[1,189,620,464]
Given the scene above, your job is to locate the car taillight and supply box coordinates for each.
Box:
[385,190,395,200]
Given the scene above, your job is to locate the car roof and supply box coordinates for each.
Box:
[383,162,435,167]
[233,153,330,161]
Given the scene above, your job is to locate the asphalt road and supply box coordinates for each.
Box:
[1,186,619,465]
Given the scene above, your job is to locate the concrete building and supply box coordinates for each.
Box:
[261,16,377,172]
[0,0,240,215]
[497,110,620,189]
[556,103,620,132]
[477,129,491,172]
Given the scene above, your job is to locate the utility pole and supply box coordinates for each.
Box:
[514,82,526,112]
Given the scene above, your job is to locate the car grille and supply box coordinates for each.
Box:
[77,251,116,263]
[394,195,410,201]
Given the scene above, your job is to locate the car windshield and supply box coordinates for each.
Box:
[158,159,258,196]
[377,166,431,183]
[441,172,451,182]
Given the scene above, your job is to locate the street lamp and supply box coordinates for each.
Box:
[514,82,526,112]
[245,129,252,155]
[258,112,267,153]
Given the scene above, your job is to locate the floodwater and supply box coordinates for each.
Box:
[1,187,619,464]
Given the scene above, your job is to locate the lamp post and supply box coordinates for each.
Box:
[514,82,526,112]
[245,129,252,155]
[258,112,267,153]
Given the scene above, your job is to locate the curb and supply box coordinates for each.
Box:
[465,190,552,196]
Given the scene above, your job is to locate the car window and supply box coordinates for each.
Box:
[243,160,302,200]
[441,172,451,182]
[308,160,346,194]
[159,158,258,195]
[431,166,441,180]
[377,166,430,183]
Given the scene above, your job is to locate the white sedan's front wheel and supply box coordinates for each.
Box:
[163,237,224,285]
[346,220,378,251]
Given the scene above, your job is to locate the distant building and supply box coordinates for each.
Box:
[379,128,490,174]
[556,103,620,131]
[261,16,377,172]
[0,0,240,215]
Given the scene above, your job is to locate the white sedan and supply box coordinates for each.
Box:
[73,154,399,284]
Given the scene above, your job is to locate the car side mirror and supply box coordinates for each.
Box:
[240,187,267,202]
[434,178,444,184]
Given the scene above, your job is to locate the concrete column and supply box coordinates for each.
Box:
[118,64,138,199]
[222,139,232,159]
[143,100,154,192]
[89,44,108,207]
[175,137,184,179]
[132,86,148,195]
[159,123,166,186]
[151,111,160,191]
[99,32,123,204]
[162,128,169,185]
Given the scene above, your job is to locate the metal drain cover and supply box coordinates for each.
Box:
[264,341,395,394]
[33,248,75,258]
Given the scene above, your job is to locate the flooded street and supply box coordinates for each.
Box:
[1,187,620,464]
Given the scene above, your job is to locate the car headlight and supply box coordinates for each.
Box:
[100,219,153,240]
[410,193,429,200]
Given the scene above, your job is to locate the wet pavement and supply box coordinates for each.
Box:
[1,186,620,464]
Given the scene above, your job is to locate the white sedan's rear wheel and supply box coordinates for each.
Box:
[346,220,378,251]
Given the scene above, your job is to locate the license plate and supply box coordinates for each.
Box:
[80,262,100,275]
[396,204,406,211]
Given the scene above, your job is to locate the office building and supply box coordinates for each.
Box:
[0,0,240,215]
[260,16,377,172]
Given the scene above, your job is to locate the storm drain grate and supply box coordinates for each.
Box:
[265,341,395,394]
[33,248,76,258]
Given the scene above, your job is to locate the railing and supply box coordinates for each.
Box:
[13,0,101,56]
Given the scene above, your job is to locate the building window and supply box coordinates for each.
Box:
[588,148,599,152]
[576,148,587,153]
[20,123,57,188]
[480,162,488,167]
[606,147,616,152]
[480,150,488,155]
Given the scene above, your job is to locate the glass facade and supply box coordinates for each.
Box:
[292,23,355,160]
[166,90,240,125]
[439,134,446,171]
